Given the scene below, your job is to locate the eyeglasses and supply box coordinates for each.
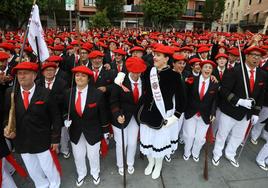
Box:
[249,53,262,58]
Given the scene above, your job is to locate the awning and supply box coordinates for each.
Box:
[244,12,249,16]
[263,9,268,13]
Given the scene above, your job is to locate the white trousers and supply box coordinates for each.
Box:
[60,126,70,154]
[21,150,61,188]
[183,114,209,158]
[1,158,17,188]
[251,107,268,141]
[112,116,139,168]
[256,141,268,165]
[71,134,100,180]
[213,113,249,159]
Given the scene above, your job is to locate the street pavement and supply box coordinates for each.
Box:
[13,138,268,188]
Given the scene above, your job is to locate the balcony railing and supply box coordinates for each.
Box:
[123,5,143,13]
[239,19,265,27]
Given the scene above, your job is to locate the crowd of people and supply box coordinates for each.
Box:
[0,28,268,188]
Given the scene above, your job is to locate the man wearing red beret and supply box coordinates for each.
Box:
[4,62,62,188]
[36,62,69,158]
[212,47,267,168]
[111,48,128,74]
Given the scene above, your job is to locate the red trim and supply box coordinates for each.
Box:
[49,149,62,176]
[5,154,27,178]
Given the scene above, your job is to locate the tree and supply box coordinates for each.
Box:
[0,0,48,29]
[95,0,124,23]
[202,0,225,23]
[142,0,188,31]
[91,9,111,28]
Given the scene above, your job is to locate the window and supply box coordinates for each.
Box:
[249,0,252,5]
[256,13,259,22]
[236,12,239,20]
[227,2,230,8]
[246,15,249,22]
[232,1,235,7]
[84,0,95,6]
[238,0,240,6]
[259,0,262,3]
[127,0,134,5]
[226,14,228,19]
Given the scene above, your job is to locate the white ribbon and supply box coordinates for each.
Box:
[150,67,175,121]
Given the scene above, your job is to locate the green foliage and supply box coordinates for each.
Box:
[142,0,187,30]
[95,0,124,22]
[91,9,111,28]
[0,0,46,28]
[202,0,225,23]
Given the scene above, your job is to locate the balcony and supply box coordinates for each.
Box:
[123,5,143,13]
[239,19,265,28]
[182,9,203,19]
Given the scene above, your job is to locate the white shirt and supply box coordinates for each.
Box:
[217,66,225,73]
[45,77,56,90]
[192,71,199,77]
[75,85,88,113]
[128,74,142,98]
[198,75,210,95]
[245,64,256,81]
[20,84,36,102]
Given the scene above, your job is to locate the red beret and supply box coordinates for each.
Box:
[197,46,210,53]
[130,46,144,53]
[173,54,186,61]
[179,46,193,52]
[81,43,93,52]
[0,42,15,51]
[70,40,79,46]
[261,45,268,50]
[96,41,108,48]
[88,50,104,59]
[109,39,118,45]
[0,51,10,61]
[244,46,266,56]
[189,58,201,65]
[41,62,57,71]
[12,62,39,75]
[47,55,63,62]
[126,57,147,73]
[72,65,93,76]
[153,45,174,56]
[52,45,64,51]
[66,45,74,50]
[227,48,239,56]
[24,46,33,53]
[113,48,127,55]
[200,60,217,69]
[215,53,229,60]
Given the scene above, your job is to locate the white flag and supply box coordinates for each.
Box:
[28,5,49,62]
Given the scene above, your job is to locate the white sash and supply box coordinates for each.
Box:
[150,67,175,120]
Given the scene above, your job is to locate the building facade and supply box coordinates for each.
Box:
[221,0,247,32]
[72,0,207,30]
[221,0,268,33]
[240,0,268,33]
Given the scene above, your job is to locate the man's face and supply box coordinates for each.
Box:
[246,50,262,68]
[109,42,117,51]
[200,52,208,59]
[17,70,36,88]
[132,51,143,58]
[42,67,56,80]
[0,60,7,71]
[216,57,227,68]
[201,64,213,79]
[115,53,123,63]
[80,49,88,61]
[91,56,103,68]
